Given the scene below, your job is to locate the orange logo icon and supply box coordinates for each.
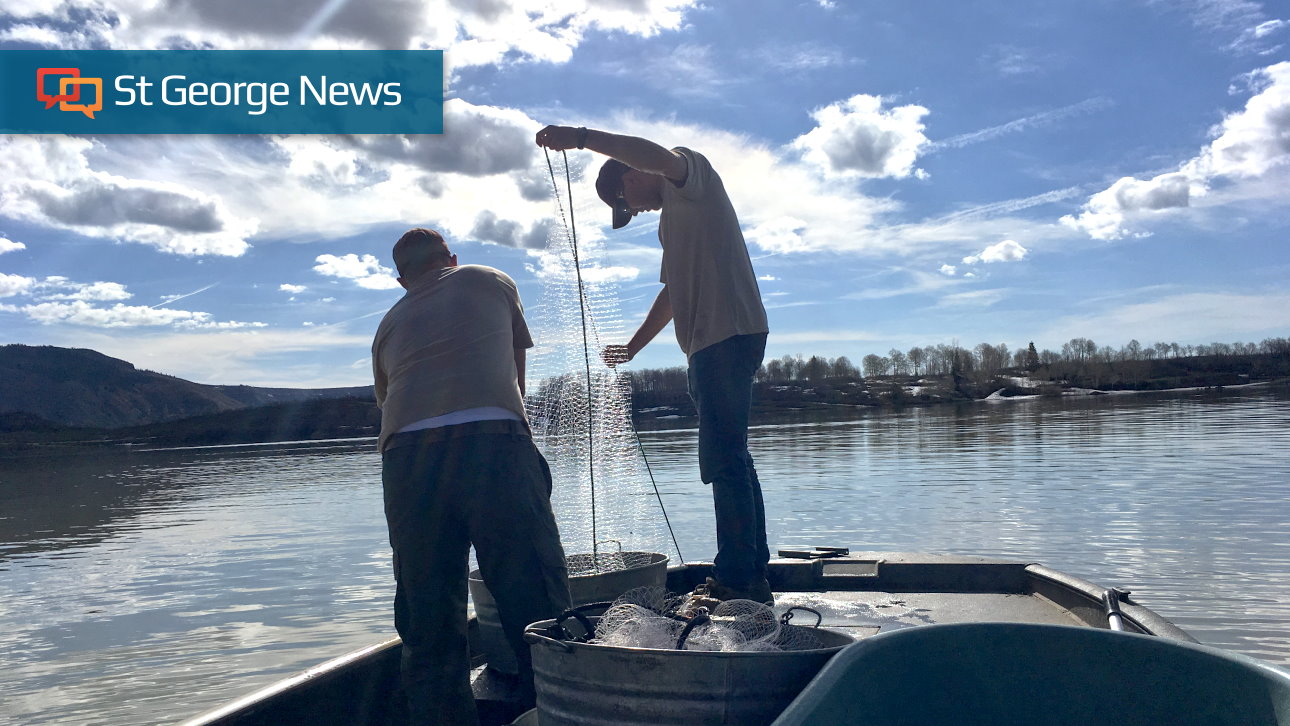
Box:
[36,67,103,119]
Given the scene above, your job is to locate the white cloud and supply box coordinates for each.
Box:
[527,247,639,284]
[0,237,26,254]
[280,284,307,294]
[1041,290,1290,344]
[963,239,1029,265]
[1229,18,1288,53]
[65,326,377,387]
[1189,62,1290,179]
[602,43,742,100]
[1063,61,1290,239]
[0,136,255,256]
[758,274,778,281]
[273,136,360,187]
[939,264,957,276]
[41,280,133,302]
[347,100,540,177]
[935,289,1007,308]
[759,42,853,72]
[2,0,698,70]
[1,275,133,302]
[578,265,640,284]
[791,94,931,178]
[772,329,879,343]
[15,300,266,329]
[71,101,561,252]
[980,45,1046,76]
[0,273,36,298]
[841,268,962,300]
[313,253,401,290]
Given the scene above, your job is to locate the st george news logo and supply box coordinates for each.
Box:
[5,50,443,134]
[37,67,103,119]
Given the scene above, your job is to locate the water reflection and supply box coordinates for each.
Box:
[0,386,1288,725]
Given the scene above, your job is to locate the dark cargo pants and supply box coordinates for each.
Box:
[382,420,572,726]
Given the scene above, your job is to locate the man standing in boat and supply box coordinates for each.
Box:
[535,125,773,605]
[372,228,572,725]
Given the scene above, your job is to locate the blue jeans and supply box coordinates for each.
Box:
[687,333,769,589]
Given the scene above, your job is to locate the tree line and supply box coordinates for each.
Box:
[619,335,1290,391]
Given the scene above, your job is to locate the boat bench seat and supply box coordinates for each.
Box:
[771,622,1290,726]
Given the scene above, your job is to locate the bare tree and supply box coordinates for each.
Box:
[830,355,858,378]
[1124,339,1142,360]
[907,346,925,376]
[888,349,910,376]
[863,353,891,377]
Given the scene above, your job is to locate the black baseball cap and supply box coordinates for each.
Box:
[595,159,634,229]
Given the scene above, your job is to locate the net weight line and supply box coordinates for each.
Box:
[542,148,685,565]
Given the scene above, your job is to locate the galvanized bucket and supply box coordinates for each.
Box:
[469,551,668,674]
[522,613,855,726]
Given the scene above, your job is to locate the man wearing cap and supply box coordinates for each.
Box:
[373,228,572,725]
[535,125,773,605]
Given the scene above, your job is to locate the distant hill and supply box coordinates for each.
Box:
[0,344,372,429]
[114,396,380,446]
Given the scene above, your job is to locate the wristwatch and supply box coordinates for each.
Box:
[576,127,589,149]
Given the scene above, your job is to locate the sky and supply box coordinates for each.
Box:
[1,0,1288,387]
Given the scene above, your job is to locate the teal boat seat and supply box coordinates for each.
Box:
[771,622,1290,726]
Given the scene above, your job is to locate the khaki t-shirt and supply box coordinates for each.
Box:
[658,147,769,358]
[371,264,532,452]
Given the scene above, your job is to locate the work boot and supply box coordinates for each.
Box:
[697,576,775,606]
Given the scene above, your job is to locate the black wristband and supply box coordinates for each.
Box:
[576,127,589,149]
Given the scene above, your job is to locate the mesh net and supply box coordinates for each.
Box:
[565,551,661,578]
[525,152,678,573]
[589,586,823,652]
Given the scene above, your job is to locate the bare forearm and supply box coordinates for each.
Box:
[536,125,686,181]
[628,287,673,358]
[583,130,685,180]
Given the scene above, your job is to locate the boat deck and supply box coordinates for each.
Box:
[181,552,1193,726]
[776,589,1087,639]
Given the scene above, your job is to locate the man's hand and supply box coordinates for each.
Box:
[536,125,583,152]
[601,344,631,368]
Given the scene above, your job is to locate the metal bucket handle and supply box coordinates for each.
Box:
[595,538,624,553]
[780,606,824,628]
[554,607,597,642]
[522,603,611,652]
[674,609,711,650]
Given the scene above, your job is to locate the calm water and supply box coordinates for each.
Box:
[2,386,1288,724]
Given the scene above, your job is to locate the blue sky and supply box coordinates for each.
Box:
[1,0,1287,386]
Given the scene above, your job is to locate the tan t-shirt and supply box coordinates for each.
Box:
[371,264,532,452]
[658,147,769,358]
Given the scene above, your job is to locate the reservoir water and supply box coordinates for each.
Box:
[2,385,1288,724]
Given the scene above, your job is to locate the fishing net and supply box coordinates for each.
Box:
[525,151,679,573]
[565,551,662,578]
[590,587,823,652]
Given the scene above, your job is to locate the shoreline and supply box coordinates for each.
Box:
[10,378,1285,457]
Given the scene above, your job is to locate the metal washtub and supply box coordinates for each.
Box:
[469,551,668,674]
[522,613,855,726]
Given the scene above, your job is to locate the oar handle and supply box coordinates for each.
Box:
[1102,587,1131,632]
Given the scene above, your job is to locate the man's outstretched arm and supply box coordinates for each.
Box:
[537,126,687,182]
[603,286,673,367]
